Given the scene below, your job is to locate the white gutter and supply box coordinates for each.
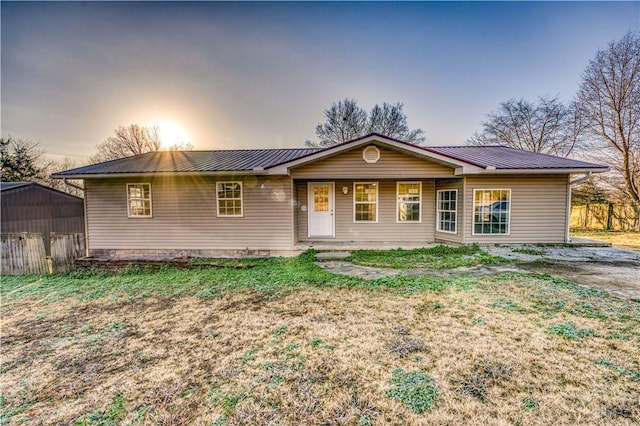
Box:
[52,170,271,179]
[478,168,607,175]
[570,171,593,185]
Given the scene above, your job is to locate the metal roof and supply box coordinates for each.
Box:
[52,148,320,177]
[51,134,607,178]
[424,146,608,170]
[1,181,33,191]
[0,181,84,200]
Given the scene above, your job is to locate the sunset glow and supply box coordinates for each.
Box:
[152,120,190,149]
[2,2,638,159]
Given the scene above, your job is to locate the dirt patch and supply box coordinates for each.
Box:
[484,246,640,300]
[521,260,640,300]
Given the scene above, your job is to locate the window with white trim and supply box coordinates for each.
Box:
[217,182,243,217]
[397,182,421,222]
[354,182,378,222]
[473,189,511,235]
[437,189,457,233]
[127,183,152,217]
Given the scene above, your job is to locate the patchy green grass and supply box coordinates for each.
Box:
[349,244,509,269]
[596,358,640,381]
[1,254,639,425]
[546,321,598,340]
[0,251,484,303]
[75,394,126,425]
[571,230,640,252]
[522,397,539,410]
[387,369,437,413]
[1,251,351,301]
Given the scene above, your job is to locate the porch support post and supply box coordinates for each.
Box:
[565,176,572,243]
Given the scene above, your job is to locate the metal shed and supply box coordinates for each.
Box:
[1,182,85,255]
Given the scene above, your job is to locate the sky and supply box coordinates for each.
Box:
[1,1,639,163]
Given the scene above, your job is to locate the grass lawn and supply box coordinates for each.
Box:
[348,244,508,269]
[1,251,639,425]
[571,230,640,252]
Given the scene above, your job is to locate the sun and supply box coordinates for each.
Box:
[152,120,190,149]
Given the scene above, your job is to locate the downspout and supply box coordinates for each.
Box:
[62,178,84,193]
[565,172,592,243]
[570,171,593,186]
[63,178,89,257]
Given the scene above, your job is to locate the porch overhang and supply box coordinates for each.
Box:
[267,134,483,176]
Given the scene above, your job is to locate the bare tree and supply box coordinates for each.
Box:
[575,32,640,203]
[0,136,83,196]
[90,124,162,163]
[1,136,53,182]
[311,99,368,147]
[468,96,580,157]
[45,157,84,197]
[368,102,425,144]
[308,99,425,147]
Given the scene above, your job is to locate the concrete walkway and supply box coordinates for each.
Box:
[314,250,525,280]
[314,251,401,279]
[313,246,640,300]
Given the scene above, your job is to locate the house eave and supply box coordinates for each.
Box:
[267,135,478,175]
[51,170,272,179]
[466,167,610,175]
[52,167,609,180]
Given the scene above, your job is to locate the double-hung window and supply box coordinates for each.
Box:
[354,182,378,222]
[397,182,421,222]
[473,189,511,235]
[217,182,243,217]
[437,190,457,233]
[127,183,152,217]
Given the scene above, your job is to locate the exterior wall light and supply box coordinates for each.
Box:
[342,186,349,195]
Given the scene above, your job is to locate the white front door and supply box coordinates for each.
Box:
[308,182,334,238]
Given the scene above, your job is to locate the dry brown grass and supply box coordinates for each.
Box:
[571,230,640,251]
[2,275,639,425]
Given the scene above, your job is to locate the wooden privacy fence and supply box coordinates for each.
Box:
[1,232,85,275]
[51,233,85,273]
[570,203,640,231]
[1,233,48,274]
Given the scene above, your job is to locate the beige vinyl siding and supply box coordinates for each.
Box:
[463,175,569,244]
[85,175,293,251]
[434,179,464,244]
[297,180,436,243]
[291,145,455,179]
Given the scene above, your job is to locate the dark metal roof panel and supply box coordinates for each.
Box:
[1,182,33,191]
[52,148,321,176]
[425,146,608,170]
[51,137,608,178]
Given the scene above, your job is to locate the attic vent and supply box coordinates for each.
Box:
[362,145,381,164]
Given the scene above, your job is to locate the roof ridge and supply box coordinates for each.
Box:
[427,144,508,148]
